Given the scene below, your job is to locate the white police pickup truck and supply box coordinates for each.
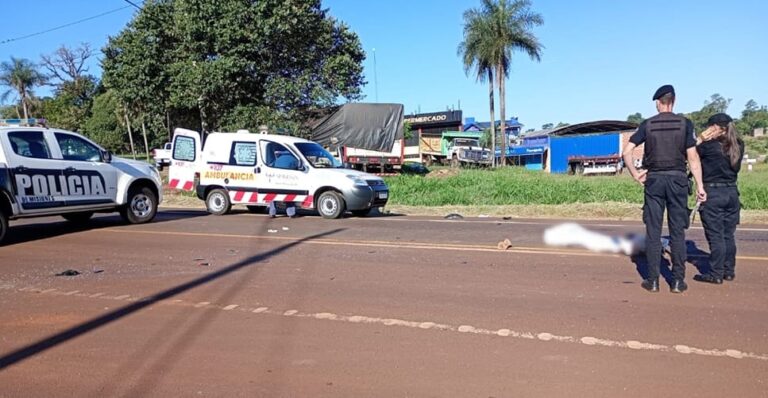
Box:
[0,119,162,244]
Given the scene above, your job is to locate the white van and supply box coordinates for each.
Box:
[168,128,389,218]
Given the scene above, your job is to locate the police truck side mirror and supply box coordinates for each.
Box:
[101,150,112,163]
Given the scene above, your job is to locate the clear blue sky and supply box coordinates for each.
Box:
[2,0,767,130]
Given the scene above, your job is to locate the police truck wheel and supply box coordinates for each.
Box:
[317,191,345,219]
[120,187,158,224]
[62,212,94,223]
[206,189,231,215]
[0,209,8,245]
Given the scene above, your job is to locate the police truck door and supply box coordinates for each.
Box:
[52,131,118,209]
[169,128,202,192]
[5,130,68,215]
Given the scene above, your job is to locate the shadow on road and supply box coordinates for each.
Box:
[0,227,345,372]
[3,209,210,246]
[630,238,711,285]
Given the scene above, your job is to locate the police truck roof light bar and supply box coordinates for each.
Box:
[0,118,48,127]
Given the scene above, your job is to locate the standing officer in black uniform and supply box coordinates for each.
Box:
[693,113,744,284]
[622,85,706,293]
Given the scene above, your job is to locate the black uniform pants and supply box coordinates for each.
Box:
[643,172,689,282]
[699,186,740,278]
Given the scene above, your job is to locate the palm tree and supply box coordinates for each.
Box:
[460,0,543,166]
[459,8,497,166]
[0,57,47,120]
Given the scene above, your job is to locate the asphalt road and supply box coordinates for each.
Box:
[1,209,767,397]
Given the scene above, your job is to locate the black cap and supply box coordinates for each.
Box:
[652,85,675,101]
[707,113,733,126]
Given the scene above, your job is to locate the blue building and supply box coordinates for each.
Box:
[519,121,638,173]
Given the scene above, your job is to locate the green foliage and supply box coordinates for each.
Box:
[0,57,47,119]
[736,99,768,136]
[403,121,414,140]
[83,90,127,152]
[686,94,732,131]
[627,112,644,125]
[102,0,366,138]
[384,166,768,210]
[541,122,553,129]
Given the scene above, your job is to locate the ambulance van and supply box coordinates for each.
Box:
[169,128,389,218]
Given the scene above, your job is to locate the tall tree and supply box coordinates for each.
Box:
[459,7,497,166]
[459,0,543,166]
[0,57,47,120]
[103,0,365,141]
[627,112,644,125]
[39,44,100,131]
[687,94,732,131]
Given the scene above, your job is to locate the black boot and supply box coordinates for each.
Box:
[670,279,688,293]
[641,278,659,293]
[693,274,723,284]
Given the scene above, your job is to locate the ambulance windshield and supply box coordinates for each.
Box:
[294,142,343,169]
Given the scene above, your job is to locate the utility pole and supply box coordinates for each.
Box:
[373,48,379,102]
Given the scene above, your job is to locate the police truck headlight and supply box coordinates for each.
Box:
[346,175,368,187]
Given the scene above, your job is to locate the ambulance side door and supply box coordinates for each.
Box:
[6,130,67,215]
[169,128,202,192]
[258,140,310,202]
[52,131,118,209]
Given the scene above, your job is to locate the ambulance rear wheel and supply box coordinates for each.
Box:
[121,186,158,224]
[317,191,345,219]
[62,212,93,223]
[0,209,8,245]
[206,189,231,215]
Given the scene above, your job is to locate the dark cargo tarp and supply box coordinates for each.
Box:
[309,103,404,152]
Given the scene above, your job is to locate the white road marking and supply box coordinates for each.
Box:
[113,295,130,300]
[368,217,768,232]
[40,289,57,294]
[7,283,768,362]
[63,290,80,295]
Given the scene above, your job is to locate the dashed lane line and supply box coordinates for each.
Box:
[2,283,767,363]
[105,228,768,262]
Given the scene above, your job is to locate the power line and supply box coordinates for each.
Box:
[123,0,143,10]
[0,5,133,45]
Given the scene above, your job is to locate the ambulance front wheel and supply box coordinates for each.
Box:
[317,191,345,219]
[206,189,231,215]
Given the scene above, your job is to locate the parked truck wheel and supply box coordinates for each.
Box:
[206,189,231,216]
[317,191,345,219]
[450,155,459,168]
[120,186,158,224]
[62,212,94,223]
[0,208,8,245]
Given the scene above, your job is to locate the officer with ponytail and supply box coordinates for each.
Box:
[693,113,744,284]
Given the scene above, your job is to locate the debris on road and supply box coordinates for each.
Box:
[444,213,464,220]
[502,216,512,220]
[282,227,290,231]
[93,269,104,274]
[497,239,512,250]
[55,269,81,276]
[268,229,278,233]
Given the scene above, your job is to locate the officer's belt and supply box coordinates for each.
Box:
[647,170,687,177]
[704,182,737,188]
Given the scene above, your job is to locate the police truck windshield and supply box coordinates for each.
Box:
[294,143,343,168]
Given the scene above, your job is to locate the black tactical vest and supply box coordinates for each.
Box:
[643,113,688,172]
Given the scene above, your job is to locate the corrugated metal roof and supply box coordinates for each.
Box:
[523,120,638,138]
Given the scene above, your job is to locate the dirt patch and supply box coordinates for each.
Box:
[425,168,460,179]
